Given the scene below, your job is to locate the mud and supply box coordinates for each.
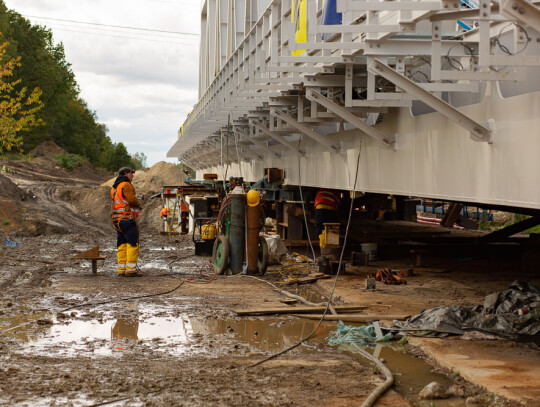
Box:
[0,152,537,406]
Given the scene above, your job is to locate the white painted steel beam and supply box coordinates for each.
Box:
[337,0,442,11]
[270,108,341,153]
[253,121,306,155]
[500,0,540,33]
[305,89,396,148]
[235,128,281,158]
[169,0,540,211]
[367,58,492,143]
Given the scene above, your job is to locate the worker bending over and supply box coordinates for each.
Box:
[314,188,339,238]
[160,207,168,219]
[111,167,142,277]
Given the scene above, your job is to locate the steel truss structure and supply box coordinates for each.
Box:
[168,0,540,210]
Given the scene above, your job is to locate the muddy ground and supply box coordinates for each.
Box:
[0,149,539,406]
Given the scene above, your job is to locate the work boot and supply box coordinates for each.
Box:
[125,272,143,277]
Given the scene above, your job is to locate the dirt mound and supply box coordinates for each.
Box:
[68,186,111,229]
[29,140,67,158]
[101,161,185,196]
[138,195,163,233]
[0,173,26,201]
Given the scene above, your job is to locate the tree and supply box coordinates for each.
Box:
[0,34,42,155]
[131,152,147,169]
[100,142,134,172]
[0,2,141,170]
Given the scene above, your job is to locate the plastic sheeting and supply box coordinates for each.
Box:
[260,233,287,265]
[392,281,540,338]
[5,238,20,247]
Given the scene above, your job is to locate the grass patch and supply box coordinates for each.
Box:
[54,154,86,171]
[501,214,540,234]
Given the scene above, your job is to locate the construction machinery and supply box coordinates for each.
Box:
[192,217,218,256]
[168,0,540,232]
[212,188,269,275]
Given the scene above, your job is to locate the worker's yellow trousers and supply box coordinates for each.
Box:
[125,243,139,274]
[117,243,127,275]
[117,243,139,275]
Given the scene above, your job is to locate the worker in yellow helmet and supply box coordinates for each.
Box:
[110,167,142,277]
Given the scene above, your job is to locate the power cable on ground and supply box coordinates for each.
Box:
[250,135,364,368]
[296,135,317,262]
[58,281,186,313]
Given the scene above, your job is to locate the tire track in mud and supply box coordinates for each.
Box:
[4,163,102,185]
[3,165,108,236]
[23,183,106,234]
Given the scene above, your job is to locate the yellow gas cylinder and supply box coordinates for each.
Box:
[319,231,326,248]
[201,223,217,240]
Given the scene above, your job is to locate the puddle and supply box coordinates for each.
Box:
[4,308,471,405]
[26,316,195,356]
[361,346,467,407]
[24,317,334,357]
[0,308,48,341]
[148,246,178,251]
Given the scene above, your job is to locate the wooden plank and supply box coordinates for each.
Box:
[278,275,331,285]
[293,314,410,322]
[73,246,99,259]
[234,305,369,316]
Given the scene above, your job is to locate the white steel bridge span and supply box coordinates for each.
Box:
[168,0,540,211]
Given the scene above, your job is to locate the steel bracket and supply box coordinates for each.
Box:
[368,58,492,143]
[305,89,396,148]
[269,108,341,153]
[252,121,306,156]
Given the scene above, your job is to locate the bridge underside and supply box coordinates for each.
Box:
[169,0,540,211]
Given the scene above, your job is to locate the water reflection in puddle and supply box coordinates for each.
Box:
[359,346,467,407]
[4,310,470,406]
[17,315,335,358]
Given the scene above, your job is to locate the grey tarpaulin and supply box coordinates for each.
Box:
[392,281,540,338]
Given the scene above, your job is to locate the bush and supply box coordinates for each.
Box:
[54,153,86,171]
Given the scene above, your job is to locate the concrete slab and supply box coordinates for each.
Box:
[410,337,540,407]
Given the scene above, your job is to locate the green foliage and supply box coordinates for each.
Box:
[0,34,43,155]
[501,213,540,234]
[100,142,134,172]
[54,153,85,171]
[131,152,147,169]
[0,2,138,170]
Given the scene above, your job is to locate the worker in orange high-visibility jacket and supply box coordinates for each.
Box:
[314,188,339,238]
[111,167,142,277]
[160,207,168,219]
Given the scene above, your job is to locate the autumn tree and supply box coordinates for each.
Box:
[0,34,42,154]
[131,152,147,169]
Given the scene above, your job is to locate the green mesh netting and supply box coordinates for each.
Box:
[327,323,393,347]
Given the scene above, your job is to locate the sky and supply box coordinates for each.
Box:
[3,0,202,166]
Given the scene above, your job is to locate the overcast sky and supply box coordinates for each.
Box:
[4,0,202,166]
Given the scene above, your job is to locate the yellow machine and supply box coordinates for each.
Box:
[193,217,218,255]
[201,223,217,240]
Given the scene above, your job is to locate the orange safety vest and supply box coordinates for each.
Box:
[110,182,139,224]
[160,208,168,218]
[315,189,338,210]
